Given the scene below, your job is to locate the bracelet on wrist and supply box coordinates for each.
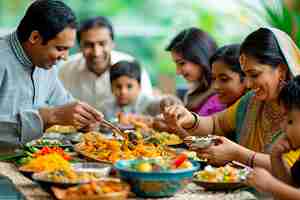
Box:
[248,152,257,168]
[183,112,199,131]
[251,152,257,167]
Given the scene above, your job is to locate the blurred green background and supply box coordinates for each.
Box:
[0,0,298,91]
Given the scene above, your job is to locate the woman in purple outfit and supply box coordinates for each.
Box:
[165,27,225,116]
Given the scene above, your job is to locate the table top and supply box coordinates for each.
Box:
[0,161,271,200]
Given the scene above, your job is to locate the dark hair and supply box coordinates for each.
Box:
[77,16,114,43]
[279,75,300,111]
[110,61,141,84]
[166,27,217,87]
[291,159,300,186]
[240,28,287,69]
[210,44,245,81]
[17,0,77,44]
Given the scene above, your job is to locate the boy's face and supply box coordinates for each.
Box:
[111,76,141,106]
[285,109,300,149]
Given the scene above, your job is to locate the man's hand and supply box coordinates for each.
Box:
[39,101,103,129]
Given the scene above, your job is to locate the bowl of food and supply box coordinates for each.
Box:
[114,156,200,197]
[26,139,73,148]
[186,135,216,149]
[176,149,208,170]
[72,162,111,177]
[32,165,109,188]
[146,131,183,147]
[18,153,72,178]
[52,178,130,200]
[193,164,250,190]
[45,125,77,134]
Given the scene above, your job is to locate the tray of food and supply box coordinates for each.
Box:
[117,112,153,132]
[146,131,183,146]
[45,125,77,134]
[18,153,72,176]
[0,140,72,166]
[43,132,82,143]
[184,135,217,149]
[32,163,111,188]
[51,178,130,200]
[193,164,250,190]
[26,139,73,148]
[74,132,176,164]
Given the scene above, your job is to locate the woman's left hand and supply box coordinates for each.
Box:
[191,136,241,166]
[246,167,274,193]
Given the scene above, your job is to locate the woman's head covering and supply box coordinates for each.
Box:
[268,27,300,76]
[235,27,300,152]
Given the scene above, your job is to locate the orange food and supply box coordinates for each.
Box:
[52,180,129,200]
[32,147,71,160]
[117,112,153,131]
[20,153,71,173]
[75,132,174,163]
[45,125,77,133]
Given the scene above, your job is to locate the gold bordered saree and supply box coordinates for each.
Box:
[214,27,300,153]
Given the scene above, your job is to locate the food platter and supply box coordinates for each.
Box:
[74,144,113,164]
[149,131,183,146]
[193,164,250,190]
[26,139,73,148]
[192,179,246,190]
[43,132,82,143]
[32,166,110,188]
[74,132,177,164]
[45,125,77,134]
[51,178,130,200]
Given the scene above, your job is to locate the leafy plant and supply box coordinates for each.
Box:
[241,0,300,47]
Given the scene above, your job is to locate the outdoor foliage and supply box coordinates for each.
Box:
[0,0,276,87]
[241,0,300,47]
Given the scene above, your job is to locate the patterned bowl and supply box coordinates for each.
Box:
[114,159,200,197]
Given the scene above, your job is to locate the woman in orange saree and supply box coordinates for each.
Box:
[163,27,300,169]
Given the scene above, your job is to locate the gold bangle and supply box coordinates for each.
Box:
[183,112,199,130]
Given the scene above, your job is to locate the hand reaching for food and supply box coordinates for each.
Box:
[246,167,274,193]
[189,136,241,166]
[39,101,103,129]
[163,105,195,129]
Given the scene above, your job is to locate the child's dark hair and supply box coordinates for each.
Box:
[279,75,300,111]
[210,44,245,81]
[110,61,141,84]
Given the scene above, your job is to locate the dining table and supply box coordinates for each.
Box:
[0,161,274,200]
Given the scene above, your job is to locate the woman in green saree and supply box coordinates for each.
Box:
[163,27,300,169]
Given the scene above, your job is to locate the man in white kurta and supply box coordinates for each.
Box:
[59,16,152,112]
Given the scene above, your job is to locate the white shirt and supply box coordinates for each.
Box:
[100,93,161,121]
[58,50,153,111]
[0,32,73,144]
